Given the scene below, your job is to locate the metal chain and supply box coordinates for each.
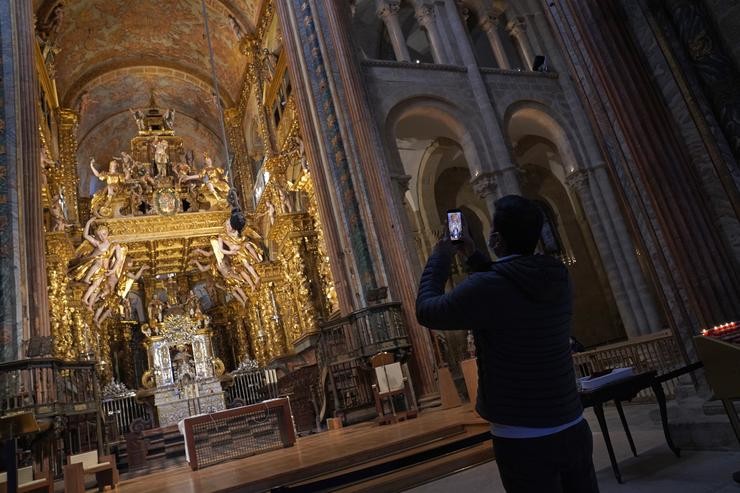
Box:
[200,0,235,192]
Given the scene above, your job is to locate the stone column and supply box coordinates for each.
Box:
[566,166,661,337]
[471,172,499,216]
[479,10,511,69]
[415,5,447,64]
[376,0,411,62]
[57,109,80,225]
[507,17,535,70]
[12,2,50,339]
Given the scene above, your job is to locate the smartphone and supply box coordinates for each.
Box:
[447,209,463,243]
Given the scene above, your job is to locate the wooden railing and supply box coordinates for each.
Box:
[318,303,411,414]
[573,330,686,399]
[0,358,99,417]
[319,302,410,364]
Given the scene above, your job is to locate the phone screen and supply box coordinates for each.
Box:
[447,211,463,242]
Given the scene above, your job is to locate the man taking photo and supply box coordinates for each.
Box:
[416,195,599,493]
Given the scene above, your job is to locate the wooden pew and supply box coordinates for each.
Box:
[64,450,119,492]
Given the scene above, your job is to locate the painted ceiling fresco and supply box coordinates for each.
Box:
[36,0,264,193]
[75,69,222,140]
[54,0,254,102]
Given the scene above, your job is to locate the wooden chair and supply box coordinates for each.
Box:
[694,335,740,444]
[0,466,52,493]
[65,450,119,492]
[371,353,417,425]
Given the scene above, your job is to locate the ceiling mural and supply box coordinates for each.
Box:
[75,69,222,140]
[77,111,223,197]
[53,0,248,103]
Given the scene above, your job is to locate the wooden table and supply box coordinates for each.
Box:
[579,370,680,483]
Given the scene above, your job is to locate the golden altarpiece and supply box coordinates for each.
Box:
[43,85,337,427]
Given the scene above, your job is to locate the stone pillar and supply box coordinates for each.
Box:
[442,1,520,186]
[479,11,511,69]
[415,5,447,64]
[0,0,51,353]
[566,166,661,337]
[507,17,535,70]
[376,0,411,62]
[57,109,80,225]
[471,172,499,216]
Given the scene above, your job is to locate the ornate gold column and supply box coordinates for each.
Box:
[45,232,75,359]
[224,107,254,209]
[57,108,80,225]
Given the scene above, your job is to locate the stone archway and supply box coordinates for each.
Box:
[505,100,663,342]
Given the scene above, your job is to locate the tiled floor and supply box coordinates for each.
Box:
[407,404,740,492]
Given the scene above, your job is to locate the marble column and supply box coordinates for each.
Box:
[376,0,411,62]
[507,17,535,70]
[415,5,447,64]
[566,166,661,336]
[479,10,511,69]
[57,109,80,225]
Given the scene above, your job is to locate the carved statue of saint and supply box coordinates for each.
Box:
[152,139,169,177]
[147,298,167,325]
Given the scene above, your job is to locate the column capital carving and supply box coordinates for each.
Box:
[565,169,590,192]
[376,0,401,19]
[415,5,436,28]
[390,173,412,192]
[471,172,499,199]
[479,9,504,32]
[506,17,527,38]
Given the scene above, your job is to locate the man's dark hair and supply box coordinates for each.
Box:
[493,195,544,255]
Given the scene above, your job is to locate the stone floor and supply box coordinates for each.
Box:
[408,403,740,493]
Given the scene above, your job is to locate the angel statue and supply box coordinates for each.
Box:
[69,217,115,285]
[191,257,249,306]
[129,108,146,132]
[89,158,125,216]
[216,219,263,288]
[69,218,127,310]
[163,109,176,131]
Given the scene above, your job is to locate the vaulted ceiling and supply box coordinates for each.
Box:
[35,0,264,195]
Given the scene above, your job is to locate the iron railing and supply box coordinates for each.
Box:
[225,369,279,407]
[101,393,153,440]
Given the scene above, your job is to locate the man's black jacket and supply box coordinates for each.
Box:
[416,248,582,427]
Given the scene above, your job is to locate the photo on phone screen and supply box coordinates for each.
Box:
[447,210,463,242]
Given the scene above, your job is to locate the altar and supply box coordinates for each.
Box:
[143,311,226,427]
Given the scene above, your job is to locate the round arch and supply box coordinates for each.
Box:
[504,99,588,179]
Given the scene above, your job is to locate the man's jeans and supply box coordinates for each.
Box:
[493,419,600,493]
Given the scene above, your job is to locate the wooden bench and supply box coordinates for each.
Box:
[64,450,119,492]
[0,466,53,493]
